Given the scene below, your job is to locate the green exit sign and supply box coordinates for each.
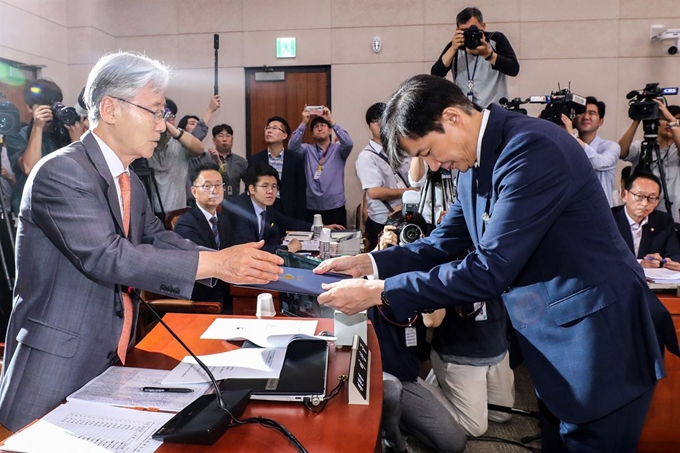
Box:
[276,37,296,58]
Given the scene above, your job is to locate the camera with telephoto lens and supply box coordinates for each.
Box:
[626,83,678,122]
[50,102,79,129]
[463,25,484,49]
[529,87,587,125]
[0,95,21,135]
[386,191,425,246]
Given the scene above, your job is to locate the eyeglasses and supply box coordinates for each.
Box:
[255,184,279,192]
[193,183,226,192]
[264,125,286,133]
[111,96,172,122]
[628,191,661,204]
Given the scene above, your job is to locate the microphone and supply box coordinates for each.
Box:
[128,288,250,445]
[499,97,508,105]
[626,90,639,100]
[214,34,219,96]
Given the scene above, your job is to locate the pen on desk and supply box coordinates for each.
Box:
[141,387,194,393]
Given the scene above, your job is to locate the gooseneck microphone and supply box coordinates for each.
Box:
[128,289,307,451]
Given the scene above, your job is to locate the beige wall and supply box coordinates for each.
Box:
[1,0,680,217]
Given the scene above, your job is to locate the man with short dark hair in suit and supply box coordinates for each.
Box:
[224,163,341,253]
[175,163,235,312]
[248,116,307,221]
[612,171,680,270]
[315,75,679,452]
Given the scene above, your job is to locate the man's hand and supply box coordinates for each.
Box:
[64,121,86,143]
[317,278,384,315]
[467,33,492,59]
[452,30,465,50]
[378,225,398,250]
[301,107,311,125]
[320,107,335,127]
[199,241,284,284]
[208,95,220,113]
[324,223,345,231]
[641,253,664,268]
[32,105,53,129]
[208,147,221,165]
[314,254,374,278]
[663,258,680,271]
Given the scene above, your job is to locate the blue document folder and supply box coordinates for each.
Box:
[235,267,350,296]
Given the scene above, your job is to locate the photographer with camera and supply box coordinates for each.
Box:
[560,97,620,207]
[431,7,519,108]
[5,79,85,214]
[619,99,680,220]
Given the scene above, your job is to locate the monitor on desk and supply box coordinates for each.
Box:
[276,250,336,318]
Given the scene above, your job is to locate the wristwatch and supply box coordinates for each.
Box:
[173,128,185,140]
[668,119,680,129]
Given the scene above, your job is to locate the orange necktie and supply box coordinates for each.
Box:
[116,172,133,364]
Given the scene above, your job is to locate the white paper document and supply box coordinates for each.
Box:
[1,401,173,453]
[66,366,211,412]
[161,348,286,384]
[643,266,680,283]
[200,318,318,347]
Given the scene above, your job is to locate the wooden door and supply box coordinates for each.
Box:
[245,66,330,157]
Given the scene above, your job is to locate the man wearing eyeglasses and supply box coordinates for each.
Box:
[0,51,283,432]
[147,98,204,214]
[225,163,341,253]
[612,172,680,270]
[174,163,237,312]
[248,117,307,221]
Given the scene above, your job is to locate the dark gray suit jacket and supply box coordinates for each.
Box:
[0,131,202,431]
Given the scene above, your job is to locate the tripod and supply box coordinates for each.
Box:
[131,159,166,221]
[635,118,673,215]
[418,168,457,231]
[0,183,15,338]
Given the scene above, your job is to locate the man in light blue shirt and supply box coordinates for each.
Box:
[567,96,620,206]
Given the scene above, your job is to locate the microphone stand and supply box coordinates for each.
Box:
[129,290,307,451]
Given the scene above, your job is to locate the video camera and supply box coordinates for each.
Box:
[529,86,587,125]
[626,83,678,122]
[386,191,425,245]
[463,25,484,49]
[0,93,20,136]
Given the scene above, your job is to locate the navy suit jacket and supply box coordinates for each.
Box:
[247,149,307,220]
[174,205,234,307]
[612,205,680,261]
[223,193,311,253]
[373,105,679,425]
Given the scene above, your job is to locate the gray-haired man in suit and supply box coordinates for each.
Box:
[0,51,283,432]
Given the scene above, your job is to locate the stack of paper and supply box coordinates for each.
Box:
[0,401,174,453]
[644,267,680,284]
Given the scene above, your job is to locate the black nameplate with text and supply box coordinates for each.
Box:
[352,335,369,400]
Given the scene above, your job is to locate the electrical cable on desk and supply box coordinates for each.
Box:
[303,374,348,413]
[235,416,308,453]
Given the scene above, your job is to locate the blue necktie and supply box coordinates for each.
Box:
[259,210,266,240]
[210,216,220,249]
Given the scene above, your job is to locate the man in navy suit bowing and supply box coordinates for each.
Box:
[315,75,679,452]
[175,163,235,312]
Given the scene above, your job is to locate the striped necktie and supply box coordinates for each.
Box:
[210,216,220,249]
[117,172,133,364]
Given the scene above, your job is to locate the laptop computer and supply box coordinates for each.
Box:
[219,338,329,403]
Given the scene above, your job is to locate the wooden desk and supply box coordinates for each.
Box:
[638,295,680,452]
[126,314,382,453]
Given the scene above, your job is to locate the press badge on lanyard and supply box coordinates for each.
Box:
[474,302,487,321]
[405,326,417,347]
[314,165,323,180]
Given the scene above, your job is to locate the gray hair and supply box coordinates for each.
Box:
[84,51,170,126]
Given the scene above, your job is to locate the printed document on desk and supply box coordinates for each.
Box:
[643,267,680,283]
[66,366,210,412]
[201,318,318,347]
[0,401,173,453]
[235,266,349,295]
[162,347,286,385]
